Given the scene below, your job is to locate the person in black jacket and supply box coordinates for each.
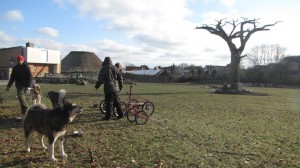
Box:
[6,55,33,120]
[95,57,124,120]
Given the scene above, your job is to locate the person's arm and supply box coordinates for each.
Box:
[25,65,33,88]
[117,71,123,91]
[6,68,16,90]
[95,70,104,89]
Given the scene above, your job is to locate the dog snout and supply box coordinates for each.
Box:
[78,106,84,113]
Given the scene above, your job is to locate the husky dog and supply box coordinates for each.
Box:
[31,84,42,104]
[24,90,83,161]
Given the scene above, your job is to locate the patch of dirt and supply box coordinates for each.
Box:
[213,88,269,96]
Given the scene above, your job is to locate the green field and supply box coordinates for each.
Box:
[0,83,300,167]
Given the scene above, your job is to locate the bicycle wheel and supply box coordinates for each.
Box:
[99,100,106,114]
[135,110,148,125]
[113,102,127,117]
[142,101,154,116]
[126,108,137,122]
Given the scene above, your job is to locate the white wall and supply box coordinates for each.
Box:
[25,47,61,64]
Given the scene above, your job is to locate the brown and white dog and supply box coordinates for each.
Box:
[31,84,42,104]
[24,89,83,161]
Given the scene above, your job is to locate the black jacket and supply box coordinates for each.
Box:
[7,62,33,90]
[95,57,123,93]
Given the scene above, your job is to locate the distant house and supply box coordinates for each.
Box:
[160,66,185,78]
[282,56,300,70]
[204,65,229,78]
[0,42,61,79]
[125,65,150,71]
[281,56,300,78]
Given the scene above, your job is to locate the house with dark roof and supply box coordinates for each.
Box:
[204,65,229,78]
[125,65,150,71]
[282,56,300,70]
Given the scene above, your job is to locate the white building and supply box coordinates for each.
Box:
[0,42,61,79]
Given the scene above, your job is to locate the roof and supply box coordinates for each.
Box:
[61,51,102,72]
[123,69,161,75]
[283,56,300,64]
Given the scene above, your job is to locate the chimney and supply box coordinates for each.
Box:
[26,42,34,47]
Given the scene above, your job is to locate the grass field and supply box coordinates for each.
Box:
[0,83,300,167]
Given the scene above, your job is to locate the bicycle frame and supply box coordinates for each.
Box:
[124,82,148,103]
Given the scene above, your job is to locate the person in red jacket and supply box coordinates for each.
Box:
[6,55,33,120]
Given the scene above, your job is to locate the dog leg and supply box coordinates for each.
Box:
[24,130,33,152]
[37,96,41,104]
[24,137,31,152]
[58,137,67,159]
[48,135,57,161]
[49,143,57,161]
[38,133,47,150]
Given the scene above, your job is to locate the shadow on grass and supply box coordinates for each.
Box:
[64,91,195,99]
[0,117,23,130]
[0,149,49,167]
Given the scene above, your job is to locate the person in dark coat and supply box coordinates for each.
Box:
[6,55,33,120]
[95,57,123,120]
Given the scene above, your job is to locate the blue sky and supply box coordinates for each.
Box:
[1,0,300,68]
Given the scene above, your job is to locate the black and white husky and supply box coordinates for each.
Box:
[23,90,83,161]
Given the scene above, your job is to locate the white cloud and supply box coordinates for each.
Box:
[0,30,16,45]
[64,0,201,66]
[52,0,65,7]
[4,0,299,68]
[221,0,236,7]
[36,27,59,37]
[3,9,24,22]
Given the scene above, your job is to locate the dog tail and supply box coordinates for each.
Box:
[58,89,66,106]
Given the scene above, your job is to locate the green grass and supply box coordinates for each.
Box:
[0,83,300,167]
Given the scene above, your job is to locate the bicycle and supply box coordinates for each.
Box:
[99,82,154,116]
[125,102,149,125]
[99,99,127,117]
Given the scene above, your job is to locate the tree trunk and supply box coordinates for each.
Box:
[229,51,241,90]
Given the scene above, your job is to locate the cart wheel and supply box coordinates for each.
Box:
[113,102,127,116]
[135,110,148,125]
[126,108,137,122]
[99,100,106,114]
[143,101,154,116]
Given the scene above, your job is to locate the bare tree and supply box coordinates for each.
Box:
[196,18,281,90]
[247,44,286,67]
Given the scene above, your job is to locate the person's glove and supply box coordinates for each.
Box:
[25,87,31,95]
[6,87,9,91]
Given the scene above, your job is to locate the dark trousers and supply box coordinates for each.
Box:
[17,88,29,114]
[104,92,123,118]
